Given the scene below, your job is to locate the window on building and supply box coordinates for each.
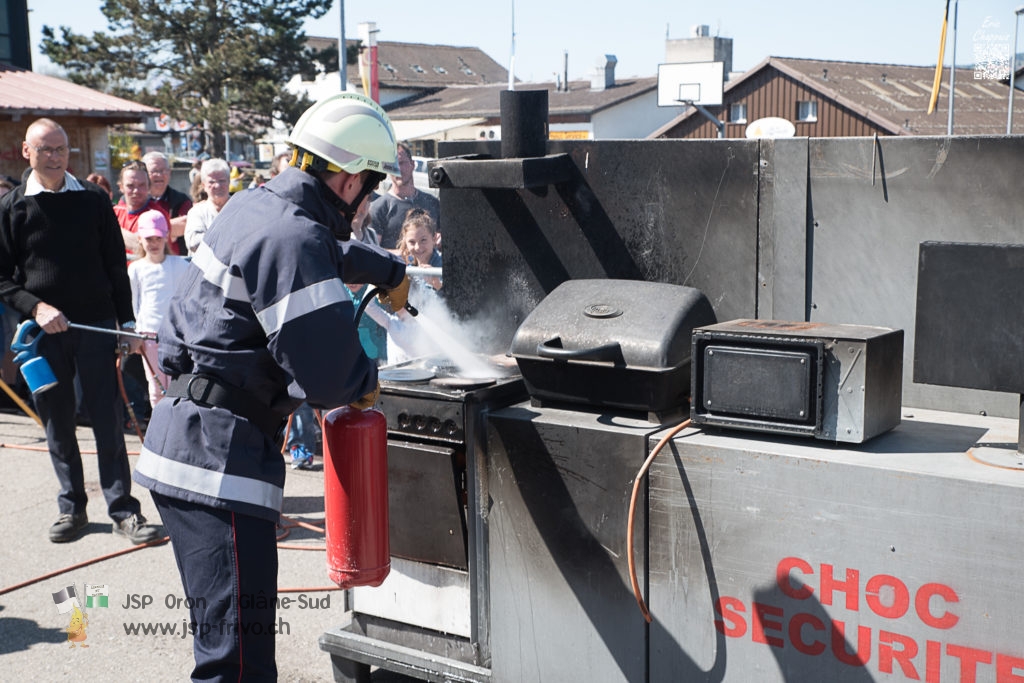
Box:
[730,103,748,124]
[797,100,818,122]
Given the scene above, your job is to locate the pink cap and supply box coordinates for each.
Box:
[137,210,169,239]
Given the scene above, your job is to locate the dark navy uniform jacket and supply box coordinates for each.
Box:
[134,167,405,522]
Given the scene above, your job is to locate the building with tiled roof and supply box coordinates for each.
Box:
[286,40,677,155]
[383,72,671,146]
[652,57,1024,139]
[292,37,511,108]
[0,63,158,182]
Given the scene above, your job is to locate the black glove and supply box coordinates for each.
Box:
[349,381,380,410]
[377,274,411,314]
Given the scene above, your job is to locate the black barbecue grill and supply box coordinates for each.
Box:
[510,279,717,421]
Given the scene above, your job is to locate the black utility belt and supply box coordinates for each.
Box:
[164,374,285,441]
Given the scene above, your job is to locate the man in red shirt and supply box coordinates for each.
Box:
[113,161,170,259]
[143,151,190,255]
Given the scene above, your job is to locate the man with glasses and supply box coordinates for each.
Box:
[0,118,160,545]
[114,160,170,259]
[142,151,191,255]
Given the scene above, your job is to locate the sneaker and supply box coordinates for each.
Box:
[49,512,88,543]
[290,445,314,470]
[112,513,161,545]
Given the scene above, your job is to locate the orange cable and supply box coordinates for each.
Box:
[1,442,142,456]
[626,418,692,624]
[0,536,169,596]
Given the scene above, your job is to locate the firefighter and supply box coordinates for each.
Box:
[133,93,411,681]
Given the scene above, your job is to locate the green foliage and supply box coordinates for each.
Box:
[40,0,334,158]
[109,130,140,170]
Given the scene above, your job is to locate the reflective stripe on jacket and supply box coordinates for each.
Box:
[134,167,405,521]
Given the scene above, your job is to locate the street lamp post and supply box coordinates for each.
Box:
[1007,5,1024,134]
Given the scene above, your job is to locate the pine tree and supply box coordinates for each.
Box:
[40,0,342,158]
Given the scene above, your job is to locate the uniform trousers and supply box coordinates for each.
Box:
[35,321,140,520]
[152,491,279,682]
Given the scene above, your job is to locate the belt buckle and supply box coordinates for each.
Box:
[186,375,213,405]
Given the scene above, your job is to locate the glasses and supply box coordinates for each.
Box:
[29,143,69,157]
[122,160,147,170]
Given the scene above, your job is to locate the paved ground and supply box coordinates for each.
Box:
[0,407,419,682]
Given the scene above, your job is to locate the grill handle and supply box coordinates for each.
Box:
[537,338,622,362]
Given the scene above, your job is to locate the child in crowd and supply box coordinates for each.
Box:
[127,210,190,408]
[396,208,442,290]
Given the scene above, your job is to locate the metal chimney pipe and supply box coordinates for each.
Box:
[500,90,548,158]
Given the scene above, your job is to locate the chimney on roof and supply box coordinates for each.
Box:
[590,55,617,91]
[665,25,733,80]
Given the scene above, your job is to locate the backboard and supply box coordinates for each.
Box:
[657,61,724,107]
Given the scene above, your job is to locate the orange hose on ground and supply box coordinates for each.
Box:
[280,515,324,534]
[0,536,169,596]
[1,442,142,455]
[627,418,692,624]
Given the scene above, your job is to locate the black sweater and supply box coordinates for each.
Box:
[0,180,134,325]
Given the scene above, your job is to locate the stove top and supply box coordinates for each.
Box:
[377,355,527,442]
[378,355,524,402]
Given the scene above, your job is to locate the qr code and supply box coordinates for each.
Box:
[973,43,1010,80]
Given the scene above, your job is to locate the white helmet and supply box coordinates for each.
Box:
[285,93,399,176]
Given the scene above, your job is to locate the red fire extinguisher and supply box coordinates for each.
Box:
[323,405,390,589]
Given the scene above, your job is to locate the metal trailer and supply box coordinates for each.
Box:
[320,93,1024,681]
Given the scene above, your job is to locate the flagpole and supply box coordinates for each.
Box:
[339,1,346,91]
[947,0,959,134]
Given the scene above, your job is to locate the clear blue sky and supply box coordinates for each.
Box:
[26,1,1021,82]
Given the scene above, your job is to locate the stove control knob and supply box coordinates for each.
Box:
[414,415,427,432]
[428,418,442,434]
[397,413,411,429]
[443,420,459,437]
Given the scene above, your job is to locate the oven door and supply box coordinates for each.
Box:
[387,439,468,570]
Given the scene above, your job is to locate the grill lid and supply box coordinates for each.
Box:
[511,279,716,370]
[510,279,717,416]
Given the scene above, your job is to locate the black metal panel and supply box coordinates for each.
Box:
[386,441,467,570]
[438,139,760,349]
[499,89,548,159]
[914,241,1024,394]
[429,154,574,189]
[702,346,814,420]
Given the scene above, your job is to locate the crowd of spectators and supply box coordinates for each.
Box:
[0,127,444,482]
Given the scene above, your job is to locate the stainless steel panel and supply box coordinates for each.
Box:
[486,403,668,683]
[803,136,1024,417]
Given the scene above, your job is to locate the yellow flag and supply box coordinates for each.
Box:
[928,0,951,114]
